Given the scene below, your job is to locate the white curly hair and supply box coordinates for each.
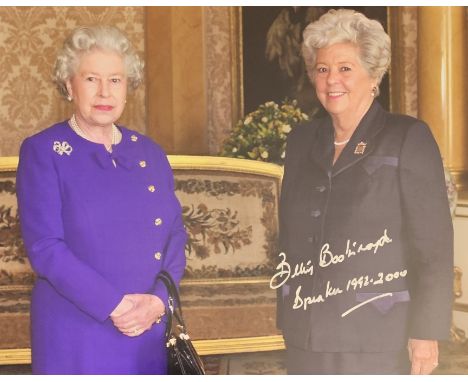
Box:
[302,9,391,96]
[53,25,144,99]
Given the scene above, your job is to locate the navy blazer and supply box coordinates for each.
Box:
[276,101,453,352]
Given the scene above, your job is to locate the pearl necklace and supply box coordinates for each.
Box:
[334,138,350,146]
[68,114,121,153]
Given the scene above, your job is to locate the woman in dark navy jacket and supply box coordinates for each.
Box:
[276,9,453,374]
[16,26,186,374]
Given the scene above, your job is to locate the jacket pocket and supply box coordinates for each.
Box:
[361,155,399,176]
[355,290,410,315]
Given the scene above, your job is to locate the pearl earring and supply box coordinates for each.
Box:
[67,95,72,102]
[371,86,377,97]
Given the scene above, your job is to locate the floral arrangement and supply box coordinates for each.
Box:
[220,99,309,165]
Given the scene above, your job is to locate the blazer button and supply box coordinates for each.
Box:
[154,252,162,260]
[311,210,321,218]
[148,185,156,192]
[154,218,163,226]
[315,185,326,192]
[139,160,147,168]
[308,235,318,243]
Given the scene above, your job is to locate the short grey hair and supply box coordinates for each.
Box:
[302,9,391,96]
[53,25,144,99]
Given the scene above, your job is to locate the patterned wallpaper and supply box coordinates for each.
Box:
[400,7,418,118]
[204,7,235,155]
[0,6,145,157]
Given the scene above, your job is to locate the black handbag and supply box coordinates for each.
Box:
[156,271,205,375]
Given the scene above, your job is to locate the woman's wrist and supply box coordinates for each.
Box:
[110,295,135,318]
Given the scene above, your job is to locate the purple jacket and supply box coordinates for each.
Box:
[16,121,187,374]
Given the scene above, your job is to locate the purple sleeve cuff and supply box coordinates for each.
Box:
[151,279,169,311]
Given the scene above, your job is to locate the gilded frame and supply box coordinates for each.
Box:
[0,155,285,365]
[387,6,411,115]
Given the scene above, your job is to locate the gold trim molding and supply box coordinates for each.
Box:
[230,6,244,126]
[453,266,468,313]
[387,7,404,115]
[0,335,286,365]
[0,156,18,171]
[181,277,269,286]
[0,155,284,179]
[0,349,31,366]
[454,302,468,313]
[194,335,285,356]
[167,155,283,180]
[450,169,468,197]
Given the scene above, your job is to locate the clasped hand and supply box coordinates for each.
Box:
[110,294,165,337]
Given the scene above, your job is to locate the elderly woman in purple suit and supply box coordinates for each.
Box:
[16,26,187,374]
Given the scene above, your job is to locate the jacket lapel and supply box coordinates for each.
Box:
[309,117,334,175]
[332,101,387,177]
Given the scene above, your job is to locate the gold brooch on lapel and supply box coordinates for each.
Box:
[53,141,73,156]
[354,141,367,155]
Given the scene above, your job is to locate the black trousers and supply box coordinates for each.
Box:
[286,345,411,375]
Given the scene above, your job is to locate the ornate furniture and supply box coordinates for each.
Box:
[0,156,285,364]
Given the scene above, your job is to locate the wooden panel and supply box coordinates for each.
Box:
[145,7,207,154]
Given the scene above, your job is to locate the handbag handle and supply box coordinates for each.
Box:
[156,271,187,340]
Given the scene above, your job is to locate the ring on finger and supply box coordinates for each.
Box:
[156,312,165,324]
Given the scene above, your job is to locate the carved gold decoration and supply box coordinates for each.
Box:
[388,7,418,117]
[454,266,463,299]
[452,266,467,344]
